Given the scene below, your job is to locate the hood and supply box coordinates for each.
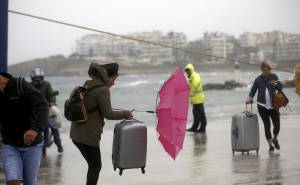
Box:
[88,63,109,86]
[185,63,196,73]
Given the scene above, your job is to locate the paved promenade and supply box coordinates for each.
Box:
[1,114,300,185]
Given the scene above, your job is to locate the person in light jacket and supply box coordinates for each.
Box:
[246,60,283,153]
[70,63,134,185]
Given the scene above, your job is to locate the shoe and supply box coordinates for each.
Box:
[186,128,197,132]
[58,146,64,153]
[197,128,206,133]
[269,145,274,154]
[272,139,280,150]
[42,147,46,156]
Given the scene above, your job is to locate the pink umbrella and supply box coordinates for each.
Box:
[156,68,190,159]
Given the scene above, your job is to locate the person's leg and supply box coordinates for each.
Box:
[1,144,23,185]
[270,109,280,149]
[258,105,274,152]
[198,104,207,132]
[187,104,201,131]
[43,119,50,155]
[50,126,63,153]
[73,140,102,185]
[21,143,43,185]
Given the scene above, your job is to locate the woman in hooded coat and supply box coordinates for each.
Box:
[70,62,134,185]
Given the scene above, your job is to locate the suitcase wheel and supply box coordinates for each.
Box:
[119,168,123,176]
[141,167,145,174]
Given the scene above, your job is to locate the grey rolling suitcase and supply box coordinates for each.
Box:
[112,119,147,175]
[231,104,259,155]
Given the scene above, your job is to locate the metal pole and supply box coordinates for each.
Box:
[0,0,9,72]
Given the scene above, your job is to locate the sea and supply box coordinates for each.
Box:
[45,70,300,130]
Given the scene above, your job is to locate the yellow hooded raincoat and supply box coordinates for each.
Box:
[185,64,205,104]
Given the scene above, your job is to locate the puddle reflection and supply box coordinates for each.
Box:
[191,133,207,176]
[265,153,282,185]
[39,154,63,184]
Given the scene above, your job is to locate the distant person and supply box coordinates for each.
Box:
[234,61,241,83]
[246,60,283,153]
[294,63,300,96]
[185,63,207,133]
[30,68,64,153]
[70,62,134,185]
[0,72,49,185]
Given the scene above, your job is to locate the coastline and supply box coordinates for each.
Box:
[8,58,298,77]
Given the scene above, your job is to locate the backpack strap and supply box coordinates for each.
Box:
[85,84,103,113]
[16,77,25,97]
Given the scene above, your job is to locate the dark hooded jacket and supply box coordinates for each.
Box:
[31,79,56,104]
[0,73,49,147]
[249,73,283,105]
[70,64,129,147]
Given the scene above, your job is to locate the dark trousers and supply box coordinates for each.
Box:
[43,119,49,146]
[191,103,207,130]
[50,125,62,147]
[257,105,280,140]
[73,140,102,185]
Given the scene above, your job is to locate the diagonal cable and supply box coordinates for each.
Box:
[9,9,294,73]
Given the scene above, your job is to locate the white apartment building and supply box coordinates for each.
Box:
[75,31,187,64]
[239,32,258,47]
[239,31,293,48]
[274,42,300,61]
[203,32,233,62]
[239,31,300,62]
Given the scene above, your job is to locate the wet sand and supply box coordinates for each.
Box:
[1,114,300,185]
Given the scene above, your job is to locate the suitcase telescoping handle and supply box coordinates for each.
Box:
[245,103,254,117]
[121,118,144,124]
[245,103,253,112]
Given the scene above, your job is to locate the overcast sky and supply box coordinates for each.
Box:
[8,0,300,64]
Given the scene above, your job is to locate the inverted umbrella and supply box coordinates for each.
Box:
[156,68,190,160]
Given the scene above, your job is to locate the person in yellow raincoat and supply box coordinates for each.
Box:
[185,63,207,132]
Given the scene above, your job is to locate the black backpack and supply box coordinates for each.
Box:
[64,85,100,123]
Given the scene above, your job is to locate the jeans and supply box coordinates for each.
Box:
[72,140,102,185]
[51,126,62,147]
[2,143,43,185]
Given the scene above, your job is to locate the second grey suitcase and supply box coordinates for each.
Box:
[112,119,147,175]
[231,105,259,155]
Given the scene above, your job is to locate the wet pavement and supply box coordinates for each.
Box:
[1,115,300,185]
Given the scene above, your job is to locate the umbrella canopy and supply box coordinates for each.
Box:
[156,68,190,159]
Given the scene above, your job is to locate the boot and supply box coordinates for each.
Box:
[186,127,197,132]
[58,145,64,153]
[198,127,206,133]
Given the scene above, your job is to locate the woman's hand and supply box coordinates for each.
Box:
[24,129,38,145]
[246,96,253,104]
[269,80,278,86]
[127,109,135,120]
